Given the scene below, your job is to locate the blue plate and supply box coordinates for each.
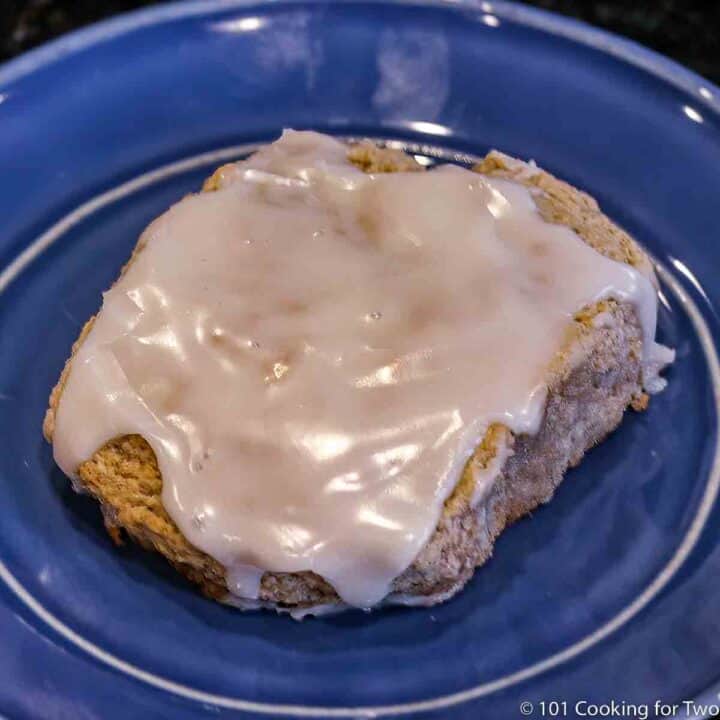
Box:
[1,2,720,718]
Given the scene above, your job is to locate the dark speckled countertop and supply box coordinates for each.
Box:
[1,0,720,83]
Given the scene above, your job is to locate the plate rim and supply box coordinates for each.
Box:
[1,1,720,716]
[1,0,719,109]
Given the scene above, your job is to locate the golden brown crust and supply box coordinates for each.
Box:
[43,317,95,443]
[44,142,654,608]
[474,151,654,277]
[202,164,235,193]
[346,142,425,174]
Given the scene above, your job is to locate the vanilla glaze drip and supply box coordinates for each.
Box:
[53,131,667,607]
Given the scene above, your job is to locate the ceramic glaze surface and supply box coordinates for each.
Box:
[1,2,719,718]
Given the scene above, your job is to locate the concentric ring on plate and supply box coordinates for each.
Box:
[0,141,717,716]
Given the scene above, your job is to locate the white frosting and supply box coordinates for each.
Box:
[222,584,465,620]
[53,131,669,608]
